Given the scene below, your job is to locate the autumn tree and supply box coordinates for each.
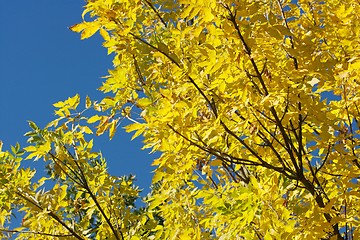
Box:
[1,0,360,239]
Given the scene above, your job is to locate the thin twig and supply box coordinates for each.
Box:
[143,0,167,27]
[15,190,84,240]
[69,147,123,240]
[130,33,180,67]
[276,0,298,69]
[0,228,73,238]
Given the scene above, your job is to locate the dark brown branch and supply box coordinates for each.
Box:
[219,122,297,180]
[252,112,288,151]
[15,191,84,240]
[222,161,239,183]
[130,33,180,67]
[224,3,300,173]
[48,151,84,187]
[307,1,318,26]
[289,120,300,152]
[128,32,221,124]
[314,144,331,175]
[208,100,297,179]
[287,125,299,158]
[129,24,218,121]
[305,122,320,135]
[69,147,123,240]
[133,55,146,86]
[245,69,263,95]
[143,0,167,27]
[260,59,267,75]
[342,85,360,171]
[168,124,260,166]
[270,107,300,173]
[188,76,218,117]
[230,163,250,184]
[208,98,284,171]
[224,4,269,95]
[280,89,291,123]
[0,228,73,238]
[306,157,329,202]
[257,130,294,175]
[322,171,343,177]
[237,165,251,184]
[298,99,303,170]
[299,177,342,239]
[208,175,219,189]
[276,0,298,70]
[288,179,306,191]
[254,108,276,124]
[224,3,342,237]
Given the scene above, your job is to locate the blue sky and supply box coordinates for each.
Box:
[0,1,154,194]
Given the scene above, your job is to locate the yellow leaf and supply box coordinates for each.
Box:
[88,115,101,124]
[67,94,80,109]
[273,25,292,36]
[24,146,37,152]
[80,22,100,40]
[58,185,67,201]
[203,8,214,22]
[157,42,169,55]
[69,22,87,33]
[99,28,110,41]
[85,95,91,109]
[53,101,64,108]
[149,197,163,210]
[264,231,272,240]
[137,98,152,107]
[109,120,117,139]
[210,159,223,166]
[266,27,282,40]
[350,61,360,70]
[131,127,145,140]
[82,126,93,134]
[125,123,143,133]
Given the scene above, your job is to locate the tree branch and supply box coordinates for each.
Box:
[15,190,84,240]
[142,0,167,27]
[0,228,73,238]
[69,147,123,240]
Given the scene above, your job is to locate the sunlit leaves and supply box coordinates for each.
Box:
[2,0,360,239]
[70,21,101,40]
[53,94,80,117]
[0,112,159,239]
[73,0,359,238]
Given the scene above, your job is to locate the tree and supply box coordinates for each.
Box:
[1,0,360,239]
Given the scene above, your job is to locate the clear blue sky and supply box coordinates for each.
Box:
[0,1,154,194]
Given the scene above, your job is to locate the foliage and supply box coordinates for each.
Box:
[1,0,360,239]
[0,115,159,239]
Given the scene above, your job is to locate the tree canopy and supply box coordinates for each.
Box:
[1,0,360,239]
